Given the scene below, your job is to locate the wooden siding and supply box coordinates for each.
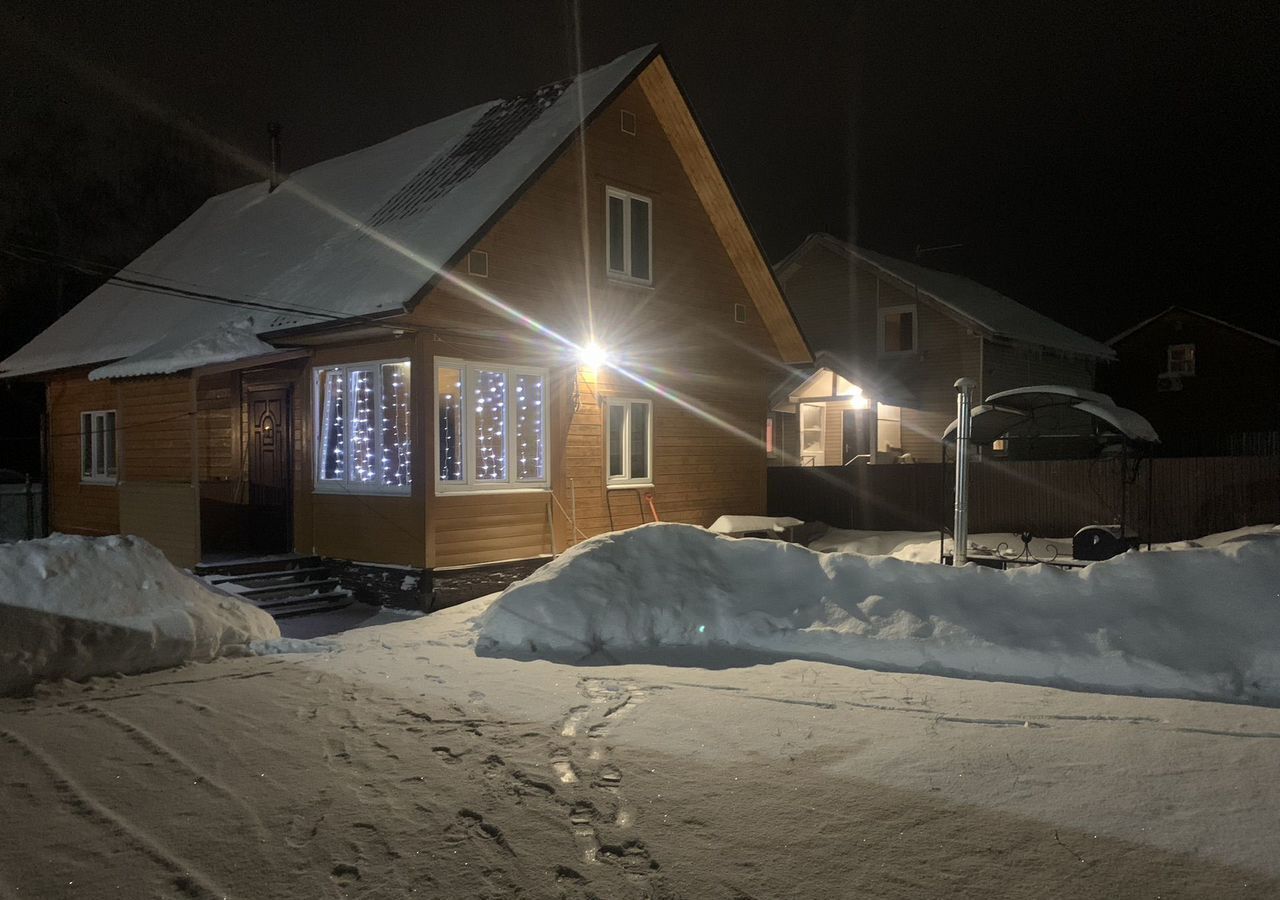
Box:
[396,76,779,568]
[46,374,119,536]
[118,375,194,483]
[118,481,200,568]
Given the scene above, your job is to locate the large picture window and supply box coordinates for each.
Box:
[605,397,652,485]
[80,410,117,483]
[315,360,412,493]
[606,187,652,284]
[436,358,547,492]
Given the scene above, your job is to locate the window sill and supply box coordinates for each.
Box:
[435,486,550,497]
[606,482,654,491]
[80,478,118,487]
[313,485,412,498]
[606,273,654,289]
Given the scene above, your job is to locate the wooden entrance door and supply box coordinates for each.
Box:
[247,386,291,553]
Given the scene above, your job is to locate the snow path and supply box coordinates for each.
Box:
[0,599,1277,898]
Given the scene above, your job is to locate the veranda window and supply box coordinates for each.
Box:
[315,360,412,493]
[80,410,117,483]
[436,358,547,491]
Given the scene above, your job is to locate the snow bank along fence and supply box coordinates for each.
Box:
[767,455,1280,543]
[0,478,43,541]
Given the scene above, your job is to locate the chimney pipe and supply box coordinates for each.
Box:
[268,122,282,192]
[952,376,977,566]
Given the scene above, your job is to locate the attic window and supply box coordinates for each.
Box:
[620,110,637,135]
[1167,343,1195,376]
[878,305,917,355]
[606,187,652,284]
[468,249,489,277]
[733,303,747,324]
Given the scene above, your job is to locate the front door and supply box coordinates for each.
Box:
[247,386,292,553]
[842,408,872,464]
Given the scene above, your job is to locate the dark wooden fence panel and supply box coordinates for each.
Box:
[767,456,1280,543]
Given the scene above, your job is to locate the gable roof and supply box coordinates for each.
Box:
[1107,305,1280,348]
[1,48,806,379]
[777,233,1114,360]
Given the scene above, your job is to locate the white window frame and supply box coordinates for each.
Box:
[877,304,918,356]
[313,358,413,496]
[605,186,653,285]
[434,357,549,494]
[604,397,654,487]
[80,409,118,484]
[799,402,825,467]
[1167,343,1195,376]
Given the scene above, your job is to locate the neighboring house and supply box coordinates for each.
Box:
[1105,306,1280,456]
[768,234,1113,465]
[0,46,809,572]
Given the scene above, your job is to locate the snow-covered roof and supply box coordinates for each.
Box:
[941,384,1159,444]
[1107,305,1280,348]
[1,46,658,379]
[778,234,1115,360]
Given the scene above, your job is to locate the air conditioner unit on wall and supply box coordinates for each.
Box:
[1156,372,1182,392]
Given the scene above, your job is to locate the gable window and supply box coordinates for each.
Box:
[605,398,652,485]
[879,305,917,355]
[315,360,412,494]
[80,410,118,483]
[606,187,652,284]
[1167,343,1195,376]
[436,358,547,491]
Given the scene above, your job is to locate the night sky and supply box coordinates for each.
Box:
[3,0,1277,342]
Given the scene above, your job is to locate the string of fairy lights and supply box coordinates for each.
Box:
[319,361,412,487]
[438,363,545,486]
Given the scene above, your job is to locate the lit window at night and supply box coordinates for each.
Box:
[315,360,411,492]
[436,358,547,491]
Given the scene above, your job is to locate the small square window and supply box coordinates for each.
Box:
[620,109,637,135]
[605,187,652,284]
[468,249,489,278]
[1167,343,1195,376]
[879,305,917,355]
[734,303,747,324]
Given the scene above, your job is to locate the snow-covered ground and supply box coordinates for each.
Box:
[1,597,1277,898]
[1,524,1278,897]
[478,523,1280,706]
[0,534,279,695]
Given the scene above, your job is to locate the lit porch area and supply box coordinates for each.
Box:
[768,364,910,467]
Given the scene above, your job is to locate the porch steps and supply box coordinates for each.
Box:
[195,556,352,619]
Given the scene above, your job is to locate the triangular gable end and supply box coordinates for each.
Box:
[636,57,810,365]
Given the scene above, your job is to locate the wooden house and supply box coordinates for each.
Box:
[769,234,1113,465]
[0,46,810,576]
[1105,306,1280,456]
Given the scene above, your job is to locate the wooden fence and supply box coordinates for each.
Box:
[767,456,1280,543]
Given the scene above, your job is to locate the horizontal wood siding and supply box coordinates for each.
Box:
[403,77,777,567]
[46,375,119,535]
[197,372,240,493]
[118,375,194,483]
[118,481,199,568]
[768,455,1280,543]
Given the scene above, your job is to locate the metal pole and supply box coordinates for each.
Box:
[953,377,977,565]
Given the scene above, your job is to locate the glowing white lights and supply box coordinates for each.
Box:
[578,341,607,371]
[437,359,546,488]
[317,361,412,490]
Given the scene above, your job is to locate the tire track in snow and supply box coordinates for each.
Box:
[0,726,228,900]
[77,703,275,848]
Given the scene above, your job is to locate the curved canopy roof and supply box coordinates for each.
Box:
[942,384,1159,445]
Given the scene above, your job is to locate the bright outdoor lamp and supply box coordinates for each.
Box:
[579,341,607,370]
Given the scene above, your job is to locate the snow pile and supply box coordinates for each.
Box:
[0,534,279,694]
[476,523,1280,704]
[708,515,803,535]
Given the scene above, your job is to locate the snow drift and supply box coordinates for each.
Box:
[0,534,279,694]
[476,523,1280,705]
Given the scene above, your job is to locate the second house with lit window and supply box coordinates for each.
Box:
[0,45,810,578]
[768,233,1113,465]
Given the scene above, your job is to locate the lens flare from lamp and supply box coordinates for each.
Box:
[579,341,607,370]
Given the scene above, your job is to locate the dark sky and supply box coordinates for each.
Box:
[3,0,1277,341]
